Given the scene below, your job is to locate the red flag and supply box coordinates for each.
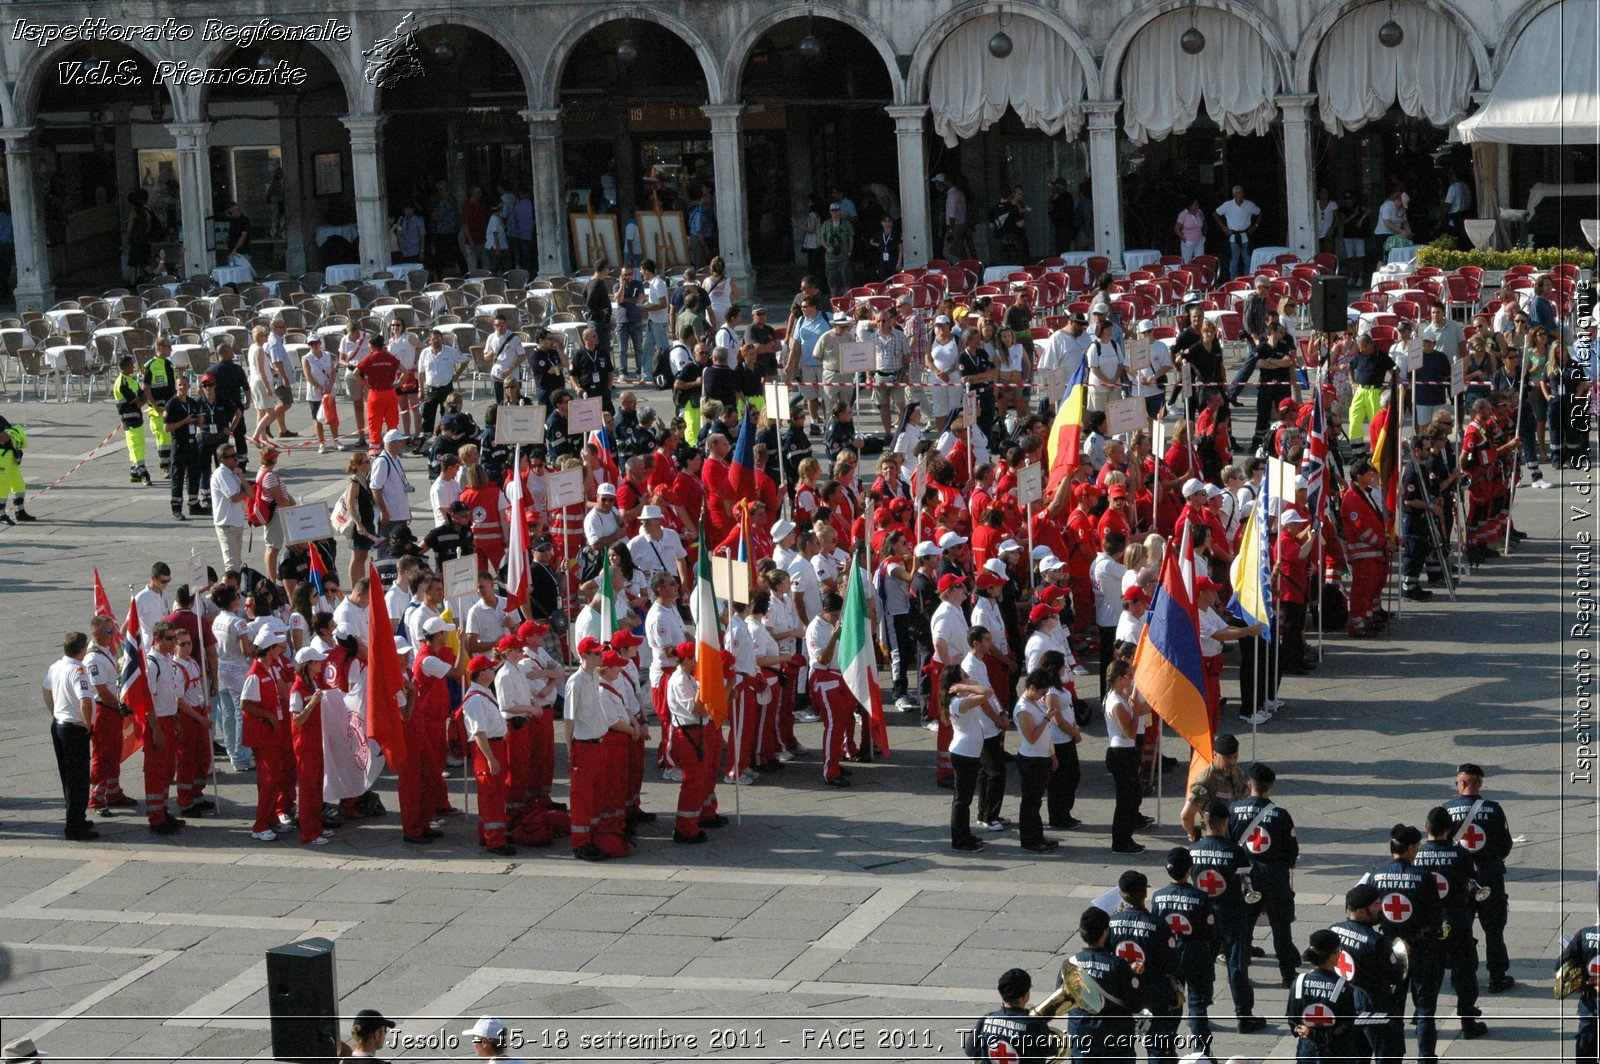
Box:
[364,564,408,768]
[117,599,151,759]
[92,568,115,623]
[728,407,759,504]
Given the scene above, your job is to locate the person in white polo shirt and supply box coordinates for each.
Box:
[369,429,413,535]
[43,631,97,840]
[627,505,688,587]
[1213,185,1261,281]
[583,482,626,548]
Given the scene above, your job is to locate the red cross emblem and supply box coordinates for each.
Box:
[1301,1003,1336,1028]
[1196,869,1226,897]
[1245,826,1272,854]
[1116,940,1146,965]
[1432,872,1449,899]
[1334,950,1357,980]
[1588,957,1600,988]
[988,1040,1018,1064]
[1460,823,1486,852]
[1381,892,1413,923]
[1166,912,1193,937]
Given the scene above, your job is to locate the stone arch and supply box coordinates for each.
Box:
[1493,0,1577,79]
[539,7,721,110]
[375,10,538,111]
[724,4,905,106]
[1100,0,1292,101]
[13,36,187,124]
[1294,0,1492,94]
[905,2,1100,108]
[192,29,361,117]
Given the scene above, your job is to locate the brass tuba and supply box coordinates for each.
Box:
[1032,959,1106,1064]
[1390,937,1410,988]
[1555,962,1585,999]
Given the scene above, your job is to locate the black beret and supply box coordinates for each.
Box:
[1346,883,1382,910]
[1456,763,1484,777]
[1165,847,1192,875]
[1215,734,1239,756]
[1079,906,1111,939]
[1308,929,1340,952]
[1391,823,1423,848]
[1247,763,1276,786]
[1204,798,1231,822]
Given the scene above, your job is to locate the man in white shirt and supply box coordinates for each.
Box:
[1214,185,1261,281]
[369,429,413,534]
[960,625,1008,831]
[1133,319,1173,419]
[44,631,97,839]
[584,483,626,548]
[209,445,248,572]
[1090,532,1129,693]
[418,330,471,436]
[805,593,851,787]
[628,506,689,588]
[1039,313,1092,412]
[1443,171,1472,243]
[485,314,525,403]
[642,572,687,768]
[428,453,462,528]
[1084,318,1125,413]
[333,578,370,652]
[464,573,512,654]
[133,563,172,650]
[404,578,448,652]
[1419,302,1465,361]
[786,529,825,624]
[142,621,185,834]
[266,318,297,437]
[642,260,672,358]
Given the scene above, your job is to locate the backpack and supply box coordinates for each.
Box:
[245,468,277,527]
[652,347,672,391]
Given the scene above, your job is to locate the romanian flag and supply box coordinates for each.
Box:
[364,563,408,769]
[1045,360,1090,495]
[728,406,759,504]
[1369,374,1402,522]
[694,516,730,726]
[1132,523,1213,765]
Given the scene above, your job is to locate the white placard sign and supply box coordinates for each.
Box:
[1107,396,1145,436]
[567,396,603,435]
[497,404,544,445]
[186,551,208,592]
[1016,463,1044,507]
[1404,338,1425,374]
[764,382,793,421]
[839,340,876,374]
[962,390,978,427]
[545,467,585,510]
[1268,457,1298,503]
[441,554,478,600]
[1153,418,1168,457]
[711,554,752,606]
[278,502,333,545]
[1449,356,1465,393]
[1125,335,1151,374]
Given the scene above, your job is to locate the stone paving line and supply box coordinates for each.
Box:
[0,395,1589,1061]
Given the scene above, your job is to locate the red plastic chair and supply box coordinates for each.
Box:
[1159,255,1183,266]
[1505,264,1537,277]
[1060,265,1089,291]
[1551,263,1580,280]
[1128,270,1156,282]
[1168,269,1196,290]
[1368,324,1398,348]
[1043,315,1068,331]
[1457,265,1484,283]
[1067,300,1091,315]
[1190,256,1219,286]
[1214,311,1244,341]
[1311,253,1338,272]
[1037,257,1066,269]
[1274,253,1299,266]
[1150,325,1178,340]
[1350,300,1379,314]
[1390,300,1421,321]
[1412,266,1443,278]
[1007,271,1034,285]
[1292,266,1320,282]
[1086,256,1111,278]
[888,271,920,285]
[974,284,1003,296]
[1369,314,1399,331]
[1111,299,1137,321]
[1030,326,1049,340]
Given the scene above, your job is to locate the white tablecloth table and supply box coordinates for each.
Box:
[169,343,210,372]
[44,309,86,333]
[380,263,425,281]
[92,325,136,350]
[214,265,254,286]
[1054,252,1096,267]
[982,265,1024,284]
[1248,246,1292,273]
[203,325,244,342]
[0,327,36,350]
[1386,244,1421,266]
[548,321,587,347]
[323,264,363,287]
[474,303,519,319]
[161,282,182,297]
[147,306,193,325]
[315,225,359,247]
[438,323,480,341]
[315,324,350,342]
[1122,249,1162,272]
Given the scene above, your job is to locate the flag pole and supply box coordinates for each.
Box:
[191,550,220,809]
[1503,358,1529,555]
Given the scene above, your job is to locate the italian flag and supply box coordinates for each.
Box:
[694,516,729,726]
[599,545,617,639]
[840,553,891,756]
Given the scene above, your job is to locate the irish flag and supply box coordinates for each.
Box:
[599,546,617,639]
[1045,360,1090,495]
[840,553,891,756]
[694,516,729,726]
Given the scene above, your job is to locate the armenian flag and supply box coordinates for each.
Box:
[1132,523,1212,764]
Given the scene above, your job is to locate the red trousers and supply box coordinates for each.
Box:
[531,708,555,806]
[627,733,645,814]
[668,723,711,837]
[506,717,536,822]
[652,675,673,765]
[755,680,780,766]
[598,732,631,855]
[1203,654,1224,736]
[473,737,510,848]
[90,706,126,807]
[726,679,760,780]
[249,727,295,833]
[398,713,431,839]
[1070,570,1095,638]
[422,702,450,815]
[700,727,722,820]
[569,738,601,851]
[927,663,953,781]
[1349,557,1386,632]
[813,669,852,782]
[365,390,400,450]
[175,712,211,809]
[144,715,178,826]
[774,667,800,753]
[292,713,324,844]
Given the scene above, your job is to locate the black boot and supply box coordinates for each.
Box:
[0,508,12,526]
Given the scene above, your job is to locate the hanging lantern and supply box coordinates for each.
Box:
[988,30,1013,58]
[1378,18,1404,47]
[1180,25,1206,54]
[256,50,277,69]
[432,38,458,63]
[616,37,640,64]
[798,32,823,60]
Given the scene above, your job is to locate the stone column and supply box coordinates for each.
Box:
[702,104,755,295]
[277,102,307,274]
[167,121,214,278]
[886,105,931,268]
[1,128,54,310]
[1276,95,1318,260]
[521,109,570,277]
[340,113,390,273]
[1084,102,1124,266]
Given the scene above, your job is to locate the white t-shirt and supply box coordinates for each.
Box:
[583,506,623,547]
[465,596,510,646]
[645,276,671,326]
[1315,200,1338,239]
[370,451,412,523]
[930,600,969,665]
[786,554,824,620]
[628,529,685,577]
[1116,609,1148,647]
[302,349,335,399]
[210,464,246,528]
[1104,690,1137,747]
[1086,339,1124,390]
[486,332,525,382]
[1199,606,1227,657]
[429,474,461,526]
[666,667,700,724]
[1042,328,1092,379]
[645,601,687,686]
[1013,695,1051,758]
[969,596,1008,656]
[1091,555,1128,627]
[387,334,418,373]
[763,593,803,655]
[133,586,168,649]
[804,615,836,671]
[1134,339,1173,398]
[45,656,94,726]
[1375,199,1407,237]
[213,611,252,689]
[419,345,469,389]
[332,598,369,645]
[1215,199,1261,234]
[1444,181,1471,214]
[948,686,985,758]
[962,651,1002,738]
[460,683,506,738]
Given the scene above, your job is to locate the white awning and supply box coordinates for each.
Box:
[1314,0,1475,134]
[1119,8,1282,144]
[1457,0,1599,145]
[928,18,1087,146]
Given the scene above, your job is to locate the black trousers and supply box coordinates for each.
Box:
[421,384,454,436]
[169,438,205,509]
[950,751,981,846]
[887,612,914,700]
[51,719,91,833]
[1105,745,1142,849]
[1280,601,1307,674]
[1047,739,1080,824]
[1237,628,1278,714]
[1099,624,1117,697]
[976,733,1007,824]
[1016,753,1049,847]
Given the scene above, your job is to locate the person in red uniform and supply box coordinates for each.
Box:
[714,499,774,564]
[461,654,516,856]
[289,646,330,845]
[406,616,461,843]
[1341,460,1391,637]
[1272,509,1315,674]
[516,620,564,812]
[459,465,507,573]
[1063,483,1101,639]
[1097,483,1133,544]
[700,433,735,541]
[355,338,402,452]
[240,627,293,840]
[970,507,1007,571]
[609,629,654,827]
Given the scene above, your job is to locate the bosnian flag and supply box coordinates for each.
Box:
[694,516,730,726]
[840,552,891,755]
[1045,360,1090,495]
[588,426,619,486]
[729,407,759,504]
[504,446,529,610]
[1132,522,1211,766]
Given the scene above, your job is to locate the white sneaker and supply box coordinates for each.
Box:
[317,444,329,454]
[734,771,759,785]
[662,767,685,782]
[777,749,796,762]
[250,829,278,842]
[1072,665,1091,676]
[923,720,940,732]
[1533,479,1552,490]
[308,834,330,846]
[794,710,821,724]
[1264,699,1285,711]
[1239,710,1272,726]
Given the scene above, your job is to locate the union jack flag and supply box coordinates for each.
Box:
[1300,386,1330,523]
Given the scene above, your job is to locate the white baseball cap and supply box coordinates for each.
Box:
[931,173,947,184]
[770,518,797,541]
[1137,319,1156,334]
[639,504,664,521]
[1040,557,1067,573]
[1031,546,1055,561]
[1294,475,1309,491]
[1182,478,1207,497]
[938,531,968,549]
[463,1017,507,1042]
[421,617,455,636]
[393,635,413,656]
[1282,509,1309,526]
[831,311,852,325]
[998,539,1022,554]
[252,628,285,649]
[1205,484,1224,500]
[596,483,617,497]
[984,558,1008,577]
[914,541,941,558]
[382,428,408,444]
[294,646,328,666]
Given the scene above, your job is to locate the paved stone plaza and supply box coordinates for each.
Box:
[0,394,1589,1062]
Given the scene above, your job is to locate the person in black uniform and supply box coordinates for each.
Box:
[195,377,240,487]
[781,398,813,483]
[1288,928,1378,1062]
[1399,434,1441,603]
[1413,806,1489,1040]
[1557,921,1600,1064]
[958,327,999,441]
[1189,798,1265,1032]
[1330,883,1406,1064]
[965,967,1057,1064]
[531,330,567,411]
[1107,870,1180,1064]
[162,375,206,520]
[1442,763,1514,993]
[1251,321,1297,449]
[1151,847,1217,1054]
[1359,825,1444,1064]
[1069,906,1140,1062]
[1228,763,1301,989]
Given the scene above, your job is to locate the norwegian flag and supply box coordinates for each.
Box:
[115,598,152,758]
[1300,386,1330,522]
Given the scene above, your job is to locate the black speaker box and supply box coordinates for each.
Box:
[266,937,340,1063]
[1308,275,1349,333]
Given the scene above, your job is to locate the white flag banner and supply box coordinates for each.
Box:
[321,685,386,800]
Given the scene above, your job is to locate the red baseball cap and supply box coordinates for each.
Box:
[1107,483,1129,499]
[1073,482,1101,502]
[517,620,549,640]
[673,641,697,660]
[937,574,968,594]
[1278,397,1298,412]
[577,636,606,656]
[496,635,521,653]
[1194,577,1223,594]
[600,648,626,668]
[1037,584,1069,604]
[1028,602,1061,623]
[977,571,1008,590]
[467,654,497,676]
[610,630,644,649]
[1122,585,1149,603]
